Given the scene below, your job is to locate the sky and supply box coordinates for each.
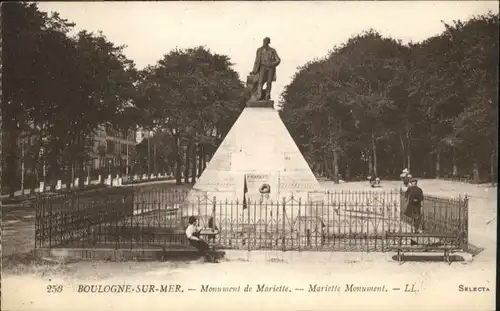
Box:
[37,1,498,103]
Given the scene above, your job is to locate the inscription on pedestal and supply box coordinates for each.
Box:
[205,174,236,189]
[279,173,320,191]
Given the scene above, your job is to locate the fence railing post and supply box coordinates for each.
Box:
[463,195,469,252]
[48,196,53,249]
[212,196,216,233]
[35,195,40,249]
[282,197,286,252]
[248,198,251,252]
[33,187,471,255]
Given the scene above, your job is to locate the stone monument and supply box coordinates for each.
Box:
[178,38,321,226]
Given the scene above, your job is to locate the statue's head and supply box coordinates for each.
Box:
[263,37,271,46]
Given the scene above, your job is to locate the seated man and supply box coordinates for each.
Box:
[185,216,216,262]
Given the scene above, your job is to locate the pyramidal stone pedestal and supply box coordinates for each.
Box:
[180,100,322,222]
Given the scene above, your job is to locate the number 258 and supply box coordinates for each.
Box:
[47,285,63,293]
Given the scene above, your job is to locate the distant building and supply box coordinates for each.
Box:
[90,125,136,171]
[8,124,136,190]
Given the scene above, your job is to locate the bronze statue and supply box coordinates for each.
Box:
[247,37,281,101]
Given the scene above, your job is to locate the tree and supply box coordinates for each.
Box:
[3,2,139,193]
[336,31,410,177]
[445,13,499,182]
[2,2,75,195]
[408,13,499,182]
[281,15,498,184]
[135,47,245,184]
[281,30,410,181]
[62,30,137,187]
[134,132,177,175]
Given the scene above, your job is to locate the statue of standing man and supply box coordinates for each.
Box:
[248,37,281,101]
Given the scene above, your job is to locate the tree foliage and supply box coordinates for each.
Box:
[281,14,499,183]
[134,46,245,183]
[2,3,138,194]
[3,3,496,196]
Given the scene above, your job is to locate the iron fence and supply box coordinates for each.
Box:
[35,188,468,253]
[399,191,469,251]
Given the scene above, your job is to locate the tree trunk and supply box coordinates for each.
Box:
[371,132,377,177]
[407,154,411,172]
[472,160,480,183]
[452,148,458,178]
[368,153,373,177]
[325,154,331,179]
[173,135,182,185]
[407,133,411,172]
[323,154,329,178]
[6,124,19,198]
[190,142,197,184]
[197,148,203,177]
[202,154,207,171]
[175,159,182,185]
[491,146,497,184]
[30,148,39,193]
[436,151,441,178]
[184,144,190,184]
[79,159,85,188]
[71,159,76,188]
[65,160,71,190]
[332,149,339,183]
[399,134,406,168]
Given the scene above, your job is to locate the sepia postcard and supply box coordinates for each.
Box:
[1,1,498,311]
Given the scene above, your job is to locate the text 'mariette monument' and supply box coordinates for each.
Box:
[180,37,322,223]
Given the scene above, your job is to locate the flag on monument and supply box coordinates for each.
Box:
[243,176,248,209]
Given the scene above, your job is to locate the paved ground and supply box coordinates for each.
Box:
[1,250,495,311]
[2,208,37,256]
[2,179,496,311]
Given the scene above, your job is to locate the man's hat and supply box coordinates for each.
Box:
[410,178,418,183]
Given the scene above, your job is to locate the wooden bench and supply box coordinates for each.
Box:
[386,231,460,263]
[149,228,223,262]
[146,228,185,250]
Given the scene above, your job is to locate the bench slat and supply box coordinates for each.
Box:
[200,232,219,237]
[386,232,457,238]
[387,247,458,251]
